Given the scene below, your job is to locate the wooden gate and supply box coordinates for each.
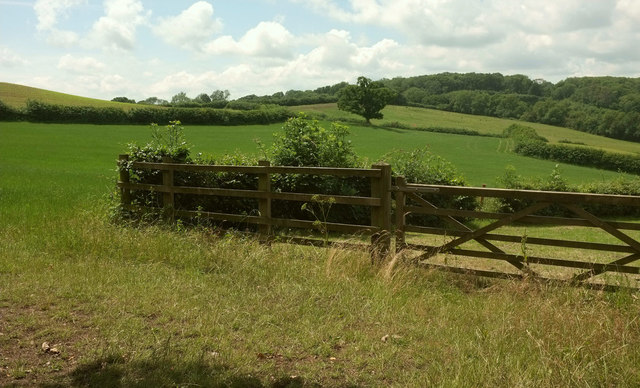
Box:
[394,178,640,289]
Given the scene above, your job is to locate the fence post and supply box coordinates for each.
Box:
[161,156,175,223]
[371,163,392,262]
[395,176,407,251]
[258,160,272,243]
[118,154,131,209]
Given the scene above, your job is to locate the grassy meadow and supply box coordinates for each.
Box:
[2,115,640,386]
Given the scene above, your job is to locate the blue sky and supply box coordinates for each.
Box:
[1,0,640,101]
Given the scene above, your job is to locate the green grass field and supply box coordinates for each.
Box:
[1,119,640,386]
[0,121,631,191]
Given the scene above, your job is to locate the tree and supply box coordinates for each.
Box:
[112,96,135,104]
[210,89,230,101]
[337,76,397,124]
[194,93,212,104]
[171,91,191,105]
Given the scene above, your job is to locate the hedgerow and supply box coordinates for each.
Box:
[504,124,640,175]
[13,100,294,125]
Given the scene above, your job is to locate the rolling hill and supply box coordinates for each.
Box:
[0,82,140,110]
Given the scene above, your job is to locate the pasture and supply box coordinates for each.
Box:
[1,118,640,386]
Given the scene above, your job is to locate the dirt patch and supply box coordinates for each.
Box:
[0,304,98,386]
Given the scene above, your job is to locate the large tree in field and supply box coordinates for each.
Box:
[337,76,397,124]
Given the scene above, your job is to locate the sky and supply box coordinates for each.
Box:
[1,0,640,102]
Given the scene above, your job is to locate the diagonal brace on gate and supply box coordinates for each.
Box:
[408,192,539,275]
[564,203,640,282]
[415,201,552,265]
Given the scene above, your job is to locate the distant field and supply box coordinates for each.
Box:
[0,82,142,110]
[294,103,640,156]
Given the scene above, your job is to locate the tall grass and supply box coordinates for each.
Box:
[1,210,639,386]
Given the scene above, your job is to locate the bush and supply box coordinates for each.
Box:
[496,165,640,217]
[382,147,477,225]
[0,100,23,121]
[268,117,370,225]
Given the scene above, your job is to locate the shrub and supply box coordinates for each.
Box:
[496,165,640,217]
[268,117,370,225]
[0,100,23,121]
[382,147,477,225]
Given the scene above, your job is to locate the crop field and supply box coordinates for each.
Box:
[2,102,640,385]
[0,82,141,110]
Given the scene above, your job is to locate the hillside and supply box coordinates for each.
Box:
[0,82,140,110]
[294,103,640,156]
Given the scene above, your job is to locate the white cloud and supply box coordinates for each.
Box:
[0,47,29,67]
[204,21,295,58]
[33,0,86,31]
[153,1,223,50]
[89,0,149,51]
[33,0,85,46]
[57,54,105,73]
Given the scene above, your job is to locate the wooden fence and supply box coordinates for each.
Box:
[118,156,640,289]
[118,155,392,256]
[394,178,640,289]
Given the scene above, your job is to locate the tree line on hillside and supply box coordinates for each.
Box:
[203,73,640,142]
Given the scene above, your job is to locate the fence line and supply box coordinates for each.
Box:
[118,155,640,289]
[118,155,392,257]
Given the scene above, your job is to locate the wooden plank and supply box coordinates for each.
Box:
[283,237,367,250]
[175,209,378,233]
[417,262,525,280]
[131,161,266,174]
[433,202,551,253]
[117,182,378,206]
[266,165,381,177]
[564,204,640,253]
[175,210,264,224]
[370,163,392,260]
[131,161,381,177]
[258,160,271,241]
[395,177,407,248]
[572,253,640,282]
[435,248,640,274]
[269,192,380,207]
[403,206,640,230]
[404,184,640,207]
[404,226,637,253]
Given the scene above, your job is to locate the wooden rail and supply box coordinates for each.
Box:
[118,155,392,257]
[394,178,640,289]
